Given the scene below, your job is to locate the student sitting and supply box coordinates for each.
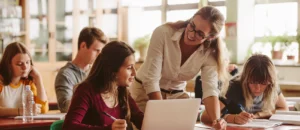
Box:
[63,41,144,130]
[0,42,48,116]
[201,54,288,125]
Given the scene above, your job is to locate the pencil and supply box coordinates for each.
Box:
[102,112,117,121]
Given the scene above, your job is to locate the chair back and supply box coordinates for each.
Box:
[50,120,64,130]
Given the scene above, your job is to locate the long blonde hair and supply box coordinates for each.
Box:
[240,54,278,111]
[166,6,229,89]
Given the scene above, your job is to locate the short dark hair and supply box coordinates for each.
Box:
[77,27,108,50]
[0,42,33,85]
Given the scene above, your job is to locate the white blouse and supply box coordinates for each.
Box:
[136,24,220,99]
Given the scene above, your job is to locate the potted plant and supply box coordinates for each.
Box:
[297,30,300,63]
[266,35,292,60]
[133,34,150,62]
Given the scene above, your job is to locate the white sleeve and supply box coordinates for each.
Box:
[201,54,219,99]
[141,26,165,94]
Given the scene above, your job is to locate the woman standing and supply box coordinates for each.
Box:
[129,6,228,129]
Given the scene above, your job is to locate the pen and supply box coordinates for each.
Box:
[238,104,245,111]
[102,112,117,121]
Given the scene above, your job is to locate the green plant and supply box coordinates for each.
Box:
[133,34,150,50]
[296,29,300,44]
[259,35,292,51]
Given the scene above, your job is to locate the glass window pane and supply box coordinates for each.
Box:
[93,0,96,10]
[30,17,49,62]
[56,12,73,61]
[102,0,117,9]
[29,0,38,15]
[167,9,197,22]
[65,0,73,12]
[41,0,47,15]
[65,15,73,39]
[79,0,88,11]
[122,0,162,7]
[254,2,297,37]
[101,14,118,38]
[79,15,89,31]
[208,0,225,2]
[168,0,199,5]
[128,9,161,46]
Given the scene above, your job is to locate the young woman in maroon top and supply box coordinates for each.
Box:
[63,41,144,130]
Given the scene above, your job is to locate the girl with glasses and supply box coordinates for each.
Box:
[201,54,288,125]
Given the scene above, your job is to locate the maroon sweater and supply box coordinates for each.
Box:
[63,82,144,130]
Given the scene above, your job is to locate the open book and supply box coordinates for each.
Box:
[269,110,300,125]
[227,119,282,128]
[14,113,66,120]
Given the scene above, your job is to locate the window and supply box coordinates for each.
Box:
[101,14,118,38]
[254,2,297,37]
[168,0,199,5]
[167,9,197,22]
[128,9,161,45]
[252,1,299,63]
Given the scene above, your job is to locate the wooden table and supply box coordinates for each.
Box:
[194,124,300,130]
[0,118,56,130]
[0,110,62,130]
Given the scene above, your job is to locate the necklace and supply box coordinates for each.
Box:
[101,93,118,108]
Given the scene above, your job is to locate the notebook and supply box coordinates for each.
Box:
[269,110,300,125]
[14,113,66,120]
[141,99,201,130]
[227,119,282,128]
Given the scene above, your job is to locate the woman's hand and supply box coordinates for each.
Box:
[29,66,41,80]
[212,118,227,130]
[112,119,127,130]
[234,112,253,124]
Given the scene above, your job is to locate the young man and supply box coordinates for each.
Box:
[55,27,108,113]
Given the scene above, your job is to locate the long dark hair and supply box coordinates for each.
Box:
[0,42,33,85]
[85,41,135,127]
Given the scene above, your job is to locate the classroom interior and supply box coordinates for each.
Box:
[0,0,300,129]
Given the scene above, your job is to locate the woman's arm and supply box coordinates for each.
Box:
[29,66,48,101]
[29,66,48,113]
[141,26,166,100]
[254,93,288,119]
[0,107,19,116]
[201,99,225,124]
[201,54,221,122]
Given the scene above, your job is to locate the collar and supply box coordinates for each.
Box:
[171,28,204,52]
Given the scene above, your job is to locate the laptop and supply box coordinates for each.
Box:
[141,98,201,130]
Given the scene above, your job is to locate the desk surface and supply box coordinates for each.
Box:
[0,110,61,130]
[195,125,300,130]
[0,118,55,129]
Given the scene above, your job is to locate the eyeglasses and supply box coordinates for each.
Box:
[187,21,214,40]
[249,82,271,87]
